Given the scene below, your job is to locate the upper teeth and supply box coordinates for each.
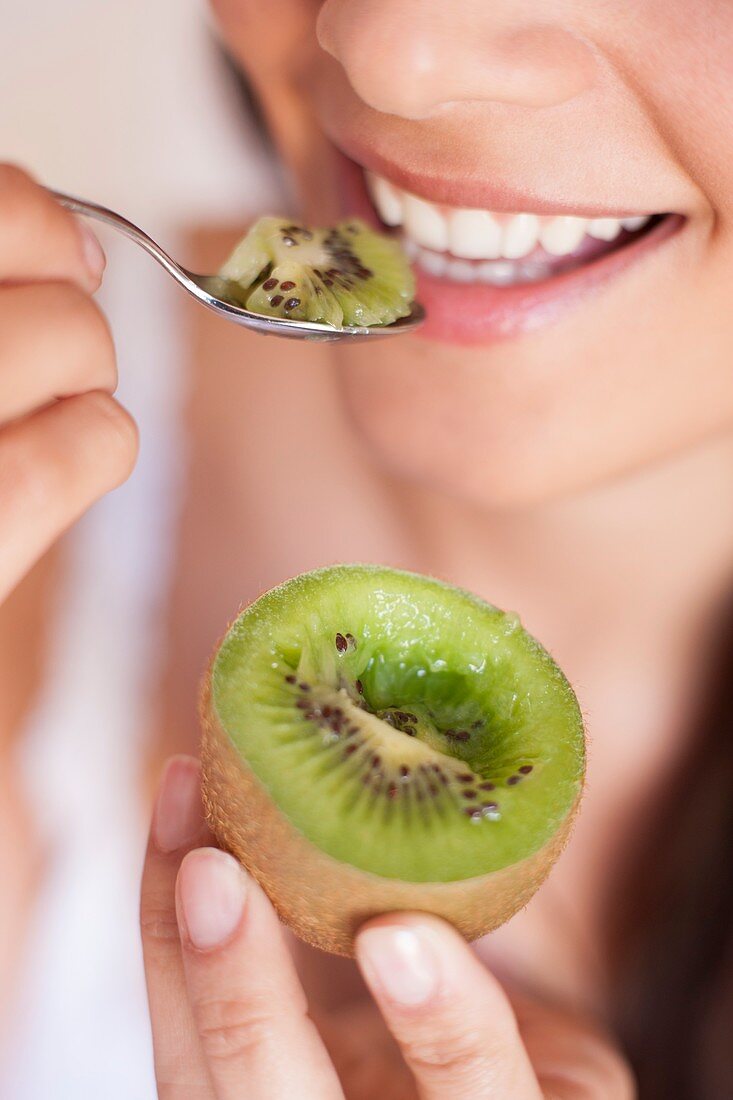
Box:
[366,171,651,261]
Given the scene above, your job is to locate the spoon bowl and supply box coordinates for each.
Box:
[52,191,425,343]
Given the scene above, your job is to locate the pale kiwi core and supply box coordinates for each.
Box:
[201,565,585,954]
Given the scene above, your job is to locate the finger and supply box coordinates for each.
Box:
[141,756,215,1099]
[514,994,635,1100]
[176,849,345,1100]
[0,283,117,422]
[0,164,105,291]
[356,914,542,1100]
[0,390,138,602]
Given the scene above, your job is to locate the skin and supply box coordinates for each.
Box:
[0,166,138,1019]
[3,0,733,1094]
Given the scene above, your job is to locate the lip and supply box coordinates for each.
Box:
[337,153,684,345]
[333,133,660,220]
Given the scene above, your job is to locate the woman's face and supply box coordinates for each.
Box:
[212,0,733,507]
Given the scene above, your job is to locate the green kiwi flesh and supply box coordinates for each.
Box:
[202,565,585,952]
[217,217,415,328]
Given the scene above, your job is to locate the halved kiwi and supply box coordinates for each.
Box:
[217,217,415,328]
[201,564,584,956]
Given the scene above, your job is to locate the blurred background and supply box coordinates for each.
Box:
[0,4,278,1096]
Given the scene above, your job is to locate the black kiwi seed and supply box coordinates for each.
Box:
[519,765,534,775]
[446,729,470,742]
[344,744,357,756]
[507,775,522,786]
[285,674,296,684]
[462,789,477,799]
[280,281,297,291]
[481,801,499,811]
[457,773,473,783]
[296,699,309,710]
[322,705,333,718]
[400,765,411,778]
[262,278,278,291]
[299,681,310,691]
[478,781,495,791]
[284,297,301,310]
[323,279,334,287]
[355,679,363,694]
[335,633,348,653]
[271,295,284,306]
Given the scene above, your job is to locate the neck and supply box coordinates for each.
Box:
[400,433,733,683]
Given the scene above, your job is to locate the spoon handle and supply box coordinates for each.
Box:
[50,190,188,284]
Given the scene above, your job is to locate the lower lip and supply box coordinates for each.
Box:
[337,154,683,346]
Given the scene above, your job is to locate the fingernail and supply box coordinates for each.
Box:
[76,218,106,281]
[152,756,202,853]
[178,848,247,950]
[357,926,439,1007]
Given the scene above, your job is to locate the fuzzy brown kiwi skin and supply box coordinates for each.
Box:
[199,675,583,958]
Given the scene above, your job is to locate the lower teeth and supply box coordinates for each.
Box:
[406,241,558,287]
[402,222,655,287]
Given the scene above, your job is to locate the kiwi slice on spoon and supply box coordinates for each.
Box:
[218,217,415,328]
[201,565,585,956]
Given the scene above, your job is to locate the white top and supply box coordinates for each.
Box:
[0,4,277,1096]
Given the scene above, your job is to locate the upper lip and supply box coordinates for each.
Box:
[333,133,662,220]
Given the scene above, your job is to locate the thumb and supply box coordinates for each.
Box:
[512,991,636,1099]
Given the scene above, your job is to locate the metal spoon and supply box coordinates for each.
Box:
[52,191,424,343]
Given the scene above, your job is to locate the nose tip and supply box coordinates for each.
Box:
[317,1,597,120]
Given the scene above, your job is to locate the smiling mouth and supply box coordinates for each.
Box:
[365,169,668,288]
[334,148,685,343]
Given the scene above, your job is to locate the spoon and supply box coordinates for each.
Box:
[51,191,424,343]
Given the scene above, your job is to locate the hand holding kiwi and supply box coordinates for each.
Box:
[200,564,585,956]
[143,748,633,1100]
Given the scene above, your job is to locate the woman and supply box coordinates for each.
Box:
[3,0,733,1095]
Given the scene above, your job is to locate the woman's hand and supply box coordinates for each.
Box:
[141,755,635,1099]
[0,164,137,604]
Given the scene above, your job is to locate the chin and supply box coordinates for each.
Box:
[334,334,733,512]
[334,357,593,510]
